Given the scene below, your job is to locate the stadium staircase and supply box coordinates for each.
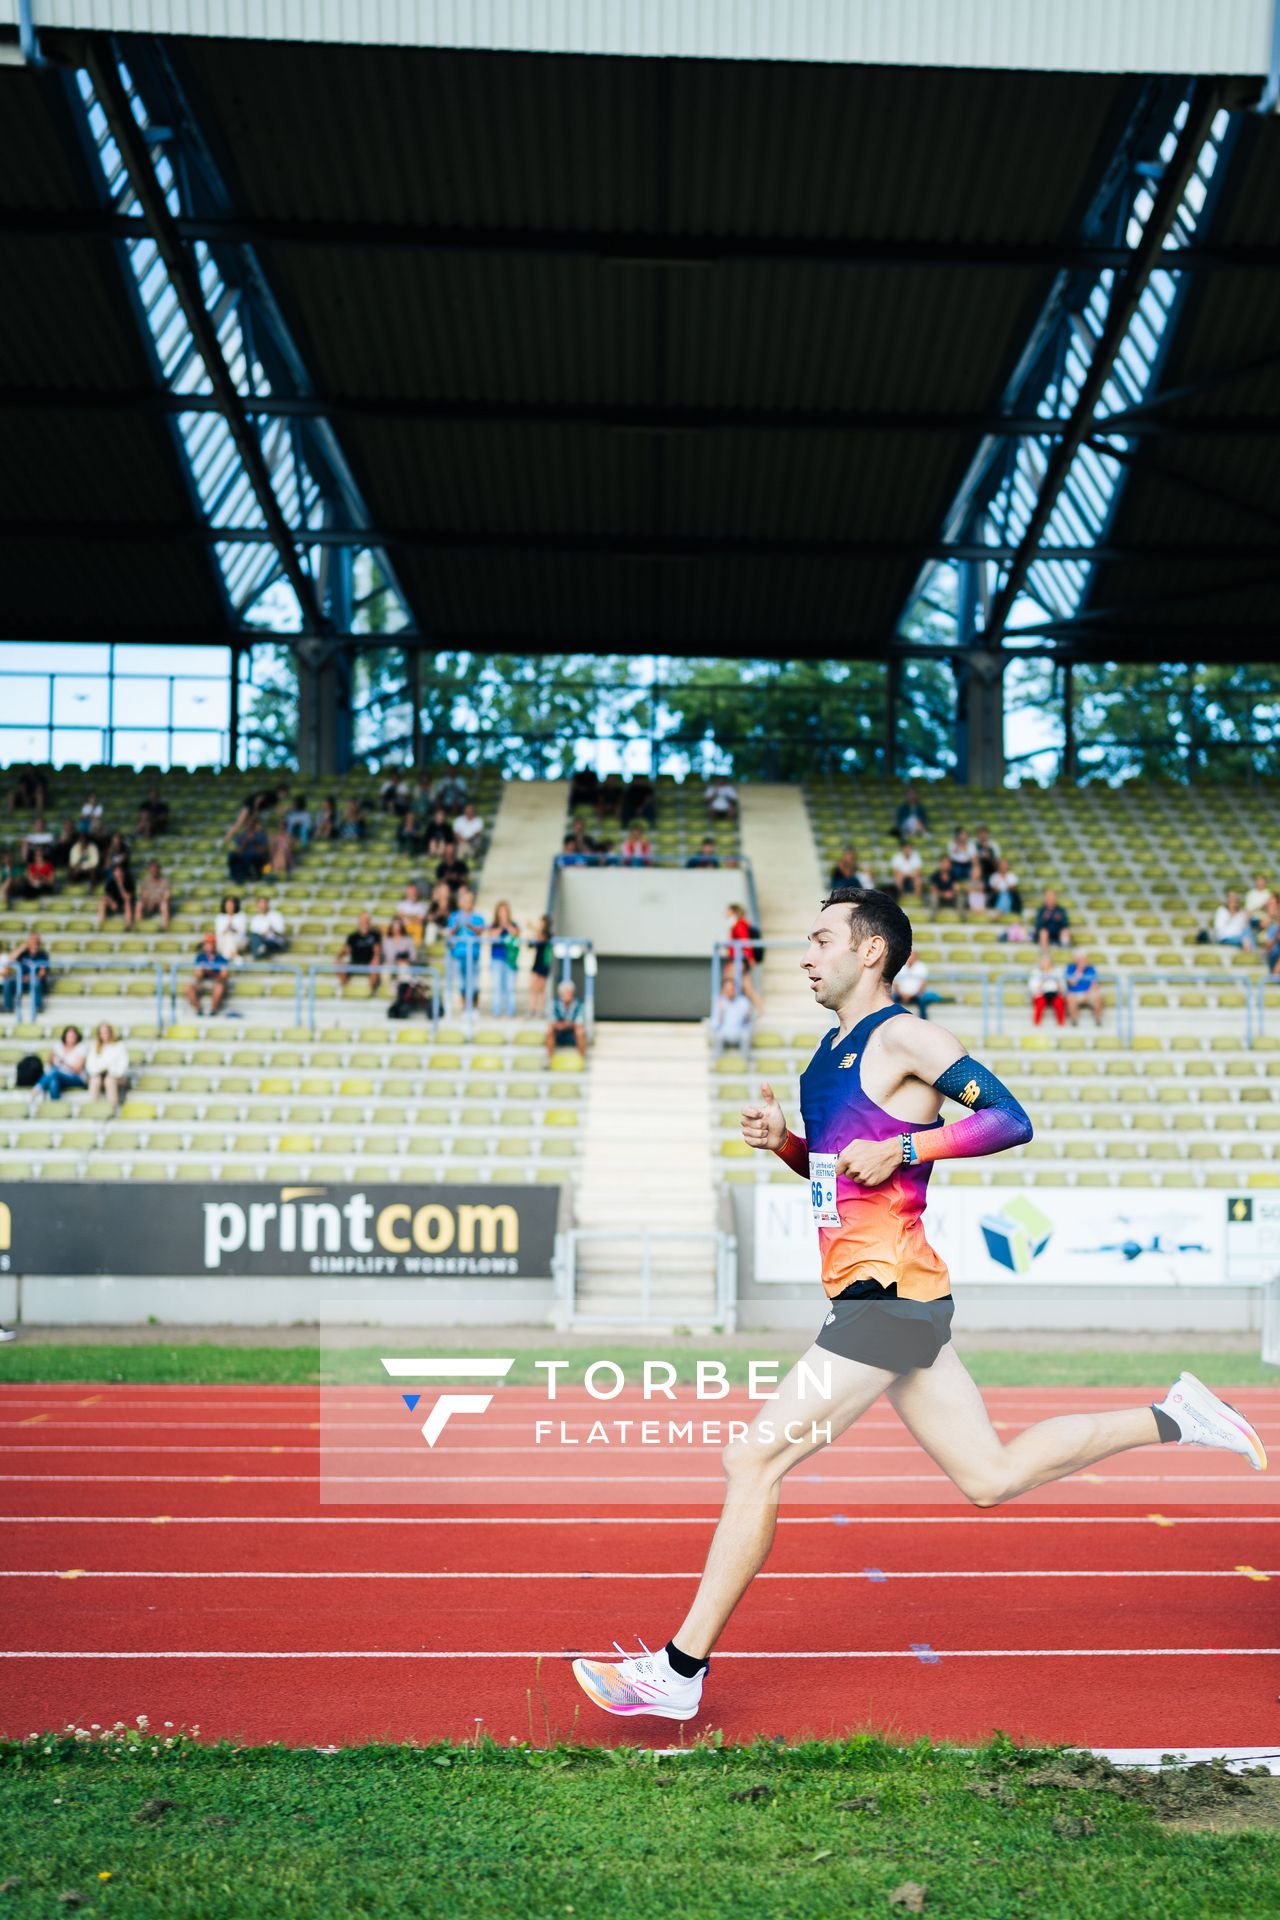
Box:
[480,779,570,929]
[737,784,825,1027]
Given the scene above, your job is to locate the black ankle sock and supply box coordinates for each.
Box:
[665,1639,708,1678]
[1151,1403,1180,1444]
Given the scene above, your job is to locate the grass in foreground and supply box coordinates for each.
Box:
[1,1343,1277,1388]
[2,1726,1278,1920]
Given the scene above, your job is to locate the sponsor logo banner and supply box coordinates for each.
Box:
[0,1184,558,1278]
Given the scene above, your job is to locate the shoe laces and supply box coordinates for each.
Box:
[613,1636,657,1682]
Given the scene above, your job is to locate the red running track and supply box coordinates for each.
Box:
[1,1383,1278,1750]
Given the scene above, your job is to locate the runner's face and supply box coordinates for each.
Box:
[803,904,869,1009]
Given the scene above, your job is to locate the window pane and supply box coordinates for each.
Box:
[167,731,224,769]
[112,678,170,730]
[115,644,230,679]
[0,676,54,730]
[53,676,110,729]
[50,729,107,769]
[112,729,174,771]
[171,677,229,731]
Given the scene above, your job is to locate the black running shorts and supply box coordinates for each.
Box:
[813,1294,955,1375]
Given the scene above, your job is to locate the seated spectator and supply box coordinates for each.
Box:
[85,1021,129,1117]
[445,885,486,1012]
[227,818,268,885]
[50,819,78,869]
[0,929,50,1014]
[893,948,942,1019]
[23,848,55,900]
[339,798,366,842]
[381,914,417,981]
[556,834,590,870]
[424,806,453,857]
[6,764,47,815]
[396,809,426,857]
[829,846,876,892]
[135,786,170,839]
[928,855,963,919]
[0,847,19,910]
[314,796,337,842]
[97,836,135,931]
[78,792,104,837]
[709,974,753,1060]
[1245,872,1272,931]
[426,880,453,941]
[528,914,554,1017]
[453,801,486,855]
[890,839,922,899]
[181,933,229,1021]
[67,830,101,887]
[436,843,471,899]
[686,836,722,870]
[488,901,522,1018]
[432,770,469,815]
[1263,895,1280,980]
[965,871,989,919]
[336,912,382,994]
[248,784,285,817]
[30,1024,88,1113]
[546,977,588,1063]
[620,830,652,867]
[1029,952,1065,1028]
[20,816,54,861]
[285,793,313,847]
[269,816,296,876]
[705,777,738,823]
[396,881,430,940]
[1213,890,1255,952]
[948,828,975,883]
[214,895,248,963]
[1065,950,1104,1028]
[1033,889,1070,950]
[249,895,288,959]
[974,825,1000,880]
[136,861,172,930]
[380,771,412,815]
[620,775,656,828]
[894,784,928,840]
[988,857,1021,915]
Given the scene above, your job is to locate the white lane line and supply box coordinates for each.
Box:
[2,1568,1273,1580]
[3,1512,1276,1524]
[4,1648,1279,1660]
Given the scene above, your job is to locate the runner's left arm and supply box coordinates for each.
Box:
[890,1018,1033,1163]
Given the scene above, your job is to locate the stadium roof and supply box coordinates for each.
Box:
[0,22,1276,663]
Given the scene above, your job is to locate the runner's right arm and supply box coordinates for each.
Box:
[741,1081,809,1176]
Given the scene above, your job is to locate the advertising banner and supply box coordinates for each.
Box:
[0,1184,559,1278]
[754,1183,1247,1287]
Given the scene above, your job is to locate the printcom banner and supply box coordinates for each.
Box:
[0,1183,559,1278]
[753,1184,1264,1288]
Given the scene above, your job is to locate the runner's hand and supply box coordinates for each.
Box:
[741,1081,786,1152]
[835,1137,902,1187]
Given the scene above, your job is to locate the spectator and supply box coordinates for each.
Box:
[1213,890,1255,952]
[1029,952,1065,1028]
[988,857,1022,916]
[379,771,412,816]
[726,902,765,1013]
[435,842,471,899]
[894,784,929,840]
[556,834,590,870]
[29,1024,88,1114]
[527,914,554,1017]
[85,1020,129,1116]
[948,828,975,884]
[621,774,656,828]
[432,770,468,814]
[928,854,963,920]
[965,868,989,919]
[20,815,53,861]
[974,825,1001,881]
[249,895,288,960]
[829,846,876,892]
[78,792,104,836]
[67,830,101,887]
[214,895,248,963]
[546,977,588,1063]
[23,847,56,901]
[396,807,426,858]
[893,948,941,1020]
[620,829,652,867]
[396,880,430,942]
[226,817,268,885]
[339,798,366,843]
[890,839,923,899]
[488,900,522,1018]
[184,933,231,1021]
[284,793,313,848]
[1,929,50,1014]
[6,764,47,815]
[0,847,19,911]
[424,806,454,858]
[314,796,337,842]
[135,786,170,839]
[1065,950,1104,1028]
[566,815,593,853]
[426,880,453,941]
[686,836,722,870]
[247,784,285,817]
[136,860,172,931]
[453,801,486,855]
[1245,872,1272,932]
[268,816,296,876]
[336,912,382,995]
[1033,888,1070,951]
[705,777,738,824]
[50,819,78,870]
[709,974,753,1061]
[1263,895,1280,980]
[381,914,417,982]
[97,836,135,931]
[445,885,486,1013]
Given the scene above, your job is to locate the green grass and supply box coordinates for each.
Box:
[2,1729,1277,1919]
[1,1342,1276,1388]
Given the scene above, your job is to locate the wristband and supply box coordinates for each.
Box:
[900,1132,918,1167]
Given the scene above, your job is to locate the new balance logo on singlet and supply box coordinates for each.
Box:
[839,1053,857,1068]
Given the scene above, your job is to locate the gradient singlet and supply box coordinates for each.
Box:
[799,1004,951,1303]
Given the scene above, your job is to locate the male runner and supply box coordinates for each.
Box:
[572,887,1267,1721]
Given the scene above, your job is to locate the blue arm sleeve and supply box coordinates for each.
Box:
[914,1056,1034,1163]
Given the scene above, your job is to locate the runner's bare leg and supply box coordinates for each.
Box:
[671,1346,895,1661]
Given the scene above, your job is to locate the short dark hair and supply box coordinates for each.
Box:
[820,886,913,983]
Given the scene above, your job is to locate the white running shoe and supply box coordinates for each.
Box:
[571,1639,705,1721]
[1157,1371,1267,1472]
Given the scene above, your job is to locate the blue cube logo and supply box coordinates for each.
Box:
[980,1196,1053,1275]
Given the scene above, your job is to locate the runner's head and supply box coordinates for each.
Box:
[806,888,912,1007]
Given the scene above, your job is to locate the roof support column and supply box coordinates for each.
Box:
[1061,661,1076,784]
[296,639,354,778]
[404,646,423,769]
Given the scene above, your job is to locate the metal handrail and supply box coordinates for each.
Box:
[168,957,306,1030]
[1,953,168,1031]
[306,963,441,1039]
[557,1226,737,1328]
[1122,968,1260,1047]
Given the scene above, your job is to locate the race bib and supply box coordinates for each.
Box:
[809,1151,841,1228]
